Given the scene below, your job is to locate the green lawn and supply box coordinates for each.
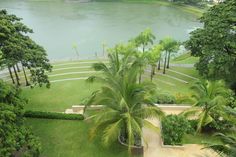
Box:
[171,53,199,64]
[22,80,100,112]
[25,118,132,157]
[183,133,221,145]
[143,66,199,96]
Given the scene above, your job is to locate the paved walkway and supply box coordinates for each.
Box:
[143,107,219,157]
[167,69,198,80]
[170,63,194,68]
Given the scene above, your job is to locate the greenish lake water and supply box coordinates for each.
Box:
[0,0,201,60]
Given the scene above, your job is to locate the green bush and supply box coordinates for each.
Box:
[162,115,191,145]
[24,111,84,120]
[156,93,176,104]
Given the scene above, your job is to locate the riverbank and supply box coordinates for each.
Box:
[94,0,204,17]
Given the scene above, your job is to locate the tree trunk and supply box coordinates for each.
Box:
[142,45,145,53]
[153,66,156,75]
[139,66,142,84]
[163,51,168,74]
[16,63,21,72]
[8,66,15,84]
[21,62,30,86]
[150,66,154,82]
[167,52,171,69]
[158,59,161,70]
[13,65,20,86]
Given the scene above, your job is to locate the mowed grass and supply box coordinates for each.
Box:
[171,53,199,64]
[144,66,200,95]
[183,133,221,145]
[25,118,132,157]
[22,80,100,112]
[21,58,200,112]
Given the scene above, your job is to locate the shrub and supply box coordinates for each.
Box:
[202,114,234,133]
[156,93,176,104]
[175,93,193,104]
[187,119,198,133]
[24,110,84,120]
[161,115,191,145]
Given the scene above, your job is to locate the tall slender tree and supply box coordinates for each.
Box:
[130,28,156,83]
[160,37,179,74]
[147,44,162,81]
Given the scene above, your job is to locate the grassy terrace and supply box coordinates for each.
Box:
[21,58,200,112]
[20,58,205,157]
[22,61,199,110]
[22,80,100,112]
[25,118,132,157]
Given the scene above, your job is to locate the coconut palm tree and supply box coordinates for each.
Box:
[147,44,162,81]
[85,51,164,152]
[181,80,229,132]
[159,37,179,74]
[206,133,236,157]
[131,28,156,53]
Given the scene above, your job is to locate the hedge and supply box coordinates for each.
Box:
[24,110,84,120]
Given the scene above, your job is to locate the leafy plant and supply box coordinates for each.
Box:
[156,93,176,104]
[181,80,229,132]
[161,115,191,145]
[0,80,41,157]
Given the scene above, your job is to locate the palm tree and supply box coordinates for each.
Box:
[85,52,164,152]
[159,37,179,74]
[132,28,156,53]
[206,133,236,157]
[181,80,229,132]
[147,44,162,81]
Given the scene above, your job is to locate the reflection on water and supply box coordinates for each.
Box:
[0,0,202,60]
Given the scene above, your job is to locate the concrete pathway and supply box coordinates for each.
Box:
[48,71,99,77]
[143,118,218,157]
[170,63,194,68]
[53,66,91,71]
[53,61,108,67]
[143,107,219,157]
[50,77,88,83]
[167,69,198,80]
[157,72,189,84]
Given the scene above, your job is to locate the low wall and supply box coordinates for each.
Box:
[72,104,191,114]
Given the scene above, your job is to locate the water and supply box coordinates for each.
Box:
[0,0,201,60]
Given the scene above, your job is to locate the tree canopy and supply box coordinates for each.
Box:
[0,9,52,87]
[0,80,41,157]
[185,0,236,91]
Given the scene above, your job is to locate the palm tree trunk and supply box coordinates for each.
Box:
[167,52,171,69]
[158,60,161,70]
[153,65,156,75]
[21,62,30,86]
[13,65,20,86]
[163,51,168,74]
[139,66,142,84]
[150,66,154,82]
[16,63,20,72]
[8,66,15,84]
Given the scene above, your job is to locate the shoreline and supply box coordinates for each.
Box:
[94,0,204,17]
